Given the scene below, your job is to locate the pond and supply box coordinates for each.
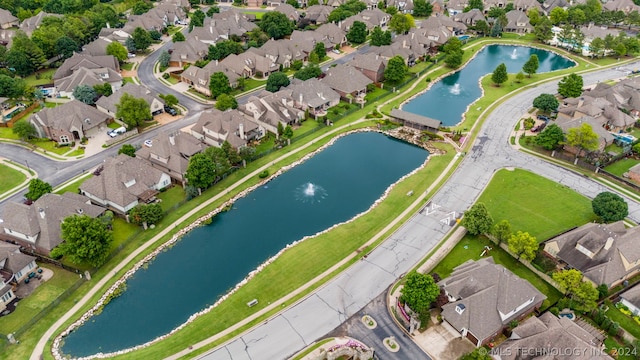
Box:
[61,132,429,357]
[402,45,576,126]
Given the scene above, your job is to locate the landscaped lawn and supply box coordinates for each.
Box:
[110,217,141,254]
[121,63,135,71]
[605,301,640,339]
[255,133,276,154]
[240,10,264,19]
[604,337,637,360]
[295,119,322,134]
[43,102,59,108]
[604,158,640,177]
[22,69,56,87]
[364,87,388,102]
[54,175,91,195]
[0,163,26,194]
[28,139,72,155]
[158,186,186,212]
[64,148,85,157]
[123,77,135,85]
[0,127,19,140]
[477,168,596,241]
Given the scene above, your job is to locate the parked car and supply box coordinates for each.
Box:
[108,126,126,138]
[537,115,550,122]
[531,122,547,133]
[144,139,153,147]
[127,53,136,58]
[164,106,177,116]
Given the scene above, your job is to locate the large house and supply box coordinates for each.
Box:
[439,258,546,347]
[79,155,171,214]
[555,115,615,153]
[543,221,640,288]
[0,242,37,284]
[282,78,341,118]
[191,109,264,149]
[53,53,122,98]
[135,131,206,184]
[29,100,112,145]
[181,60,241,97]
[0,193,105,256]
[239,92,305,135]
[321,64,373,103]
[351,53,386,83]
[96,83,165,118]
[504,10,534,33]
[0,9,18,29]
[20,12,62,36]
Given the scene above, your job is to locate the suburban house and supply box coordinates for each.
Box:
[555,115,615,153]
[439,258,546,347]
[136,132,206,184]
[513,0,543,12]
[181,61,241,97]
[98,27,131,46]
[504,10,534,33]
[1,278,16,313]
[0,29,15,47]
[304,5,334,24]
[490,312,611,360]
[292,23,347,50]
[273,3,300,21]
[387,0,414,13]
[447,0,469,16]
[52,53,122,98]
[351,53,386,83]
[188,9,258,46]
[603,0,640,14]
[0,242,37,284]
[96,83,165,118]
[339,9,390,31]
[282,78,341,118]
[543,221,640,288]
[191,109,264,149]
[0,193,106,256]
[418,15,466,49]
[29,100,112,145]
[619,284,640,315]
[453,9,486,27]
[238,93,305,135]
[557,93,636,132]
[626,163,640,184]
[253,38,308,70]
[0,9,18,29]
[484,0,508,11]
[81,37,113,57]
[19,12,62,36]
[121,2,188,35]
[540,0,569,15]
[321,64,373,103]
[79,154,171,215]
[169,36,210,67]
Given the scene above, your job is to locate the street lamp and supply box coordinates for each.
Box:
[25,160,30,172]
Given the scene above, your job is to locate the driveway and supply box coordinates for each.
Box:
[413,314,474,360]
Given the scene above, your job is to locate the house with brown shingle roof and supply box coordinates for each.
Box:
[554,115,614,153]
[0,193,106,256]
[191,109,264,149]
[505,10,533,33]
[351,53,386,83]
[81,37,113,57]
[0,9,18,29]
[543,221,640,288]
[447,0,469,16]
[80,154,172,214]
[305,5,334,24]
[169,36,209,67]
[54,66,122,99]
[19,12,61,36]
[453,9,486,26]
[603,0,640,14]
[513,0,543,12]
[53,53,121,97]
[490,312,612,360]
[321,63,373,102]
[0,242,37,284]
[340,9,390,31]
[136,132,206,184]
[29,100,113,145]
[439,258,546,347]
[283,78,341,117]
[238,93,304,135]
[96,83,165,118]
[273,3,301,21]
[181,60,241,97]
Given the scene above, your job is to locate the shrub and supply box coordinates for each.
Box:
[549,307,559,316]
[258,170,269,178]
[523,117,535,130]
[162,73,170,79]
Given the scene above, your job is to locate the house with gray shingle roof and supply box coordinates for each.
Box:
[19,12,62,36]
[490,312,612,360]
[53,53,121,97]
[169,36,209,67]
[181,60,241,97]
[136,131,206,184]
[81,37,113,57]
[619,284,640,315]
[351,53,386,82]
[80,154,171,214]
[239,93,304,135]
[453,9,486,26]
[447,0,469,16]
[439,258,546,347]
[29,100,113,145]
[543,221,640,288]
[305,5,334,24]
[273,3,300,21]
[513,0,543,12]
[339,9,390,31]
[0,9,18,29]
[603,0,640,14]
[191,109,264,149]
[505,10,533,33]
[96,83,165,118]
[540,0,569,15]
[321,63,373,102]
[282,78,340,117]
[0,242,37,284]
[554,115,615,153]
[0,193,106,256]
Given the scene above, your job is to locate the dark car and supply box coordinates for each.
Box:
[537,115,550,122]
[531,122,547,133]
[164,106,177,116]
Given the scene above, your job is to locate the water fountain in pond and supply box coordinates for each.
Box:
[449,83,461,95]
[296,182,328,203]
[510,49,518,59]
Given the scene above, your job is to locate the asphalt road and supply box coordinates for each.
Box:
[193,63,640,360]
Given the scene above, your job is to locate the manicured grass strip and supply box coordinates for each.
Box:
[22,69,56,87]
[604,158,640,177]
[0,163,26,195]
[605,301,640,339]
[604,337,637,360]
[478,169,596,241]
[27,140,72,156]
[0,127,20,140]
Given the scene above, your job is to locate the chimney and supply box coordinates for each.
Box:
[169,134,175,145]
[403,39,407,48]
[239,123,245,139]
[38,208,45,219]
[299,93,303,103]
[210,26,213,34]
[604,237,614,251]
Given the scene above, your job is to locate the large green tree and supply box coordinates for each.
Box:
[118,144,136,157]
[266,72,290,92]
[189,9,206,31]
[158,50,171,68]
[370,26,392,46]
[25,178,52,201]
[128,203,163,226]
[57,215,112,267]
[553,269,583,294]
[0,75,26,98]
[535,123,565,150]
[565,122,599,157]
[215,93,238,111]
[552,269,598,310]
[55,36,78,59]
[346,21,367,44]
[186,153,216,190]
[389,13,414,34]
[491,63,508,86]
[400,271,440,313]
[294,64,322,80]
[522,54,539,78]
[209,72,231,99]
[507,231,538,261]
[443,37,464,69]
[116,93,152,128]
[492,219,512,244]
[592,191,628,223]
[534,17,554,43]
[532,93,559,113]
[384,55,407,83]
[558,73,584,98]
[460,202,493,235]
[259,11,295,40]
[12,120,36,140]
[412,0,433,17]
[132,27,152,52]
[72,85,97,105]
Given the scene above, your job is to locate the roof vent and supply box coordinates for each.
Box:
[77,208,84,214]
[455,303,466,315]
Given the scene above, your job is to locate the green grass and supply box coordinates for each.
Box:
[0,127,19,140]
[295,119,322,134]
[240,10,264,19]
[28,139,73,155]
[123,77,135,85]
[54,175,91,195]
[165,76,180,85]
[0,163,26,194]
[477,168,596,241]
[22,69,56,87]
[255,133,276,154]
[605,301,640,339]
[430,235,562,310]
[605,143,624,154]
[121,63,135,71]
[0,264,79,335]
[604,158,640,177]
[604,337,637,360]
[364,87,388,102]
[157,186,186,212]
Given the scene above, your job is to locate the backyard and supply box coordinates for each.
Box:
[604,158,640,177]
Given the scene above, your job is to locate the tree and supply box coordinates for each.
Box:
[207,5,220,16]
[550,7,568,25]
[389,13,413,34]
[9,31,46,76]
[460,202,493,235]
[209,72,231,99]
[259,11,295,40]
[532,93,559,113]
[72,85,97,105]
[475,20,490,36]
[491,63,508,86]
[384,55,407,83]
[221,141,242,165]
[490,20,503,37]
[125,37,137,53]
[132,0,153,15]
[370,26,392,46]
[189,9,206,31]
[277,122,284,137]
[172,32,185,42]
[12,120,36,140]
[286,0,300,7]
[158,50,171,68]
[266,72,290,92]
[465,0,484,11]
[492,220,512,244]
[58,215,112,267]
[116,93,152,128]
[412,0,433,17]
[314,42,326,60]
[460,348,492,360]
[208,40,244,61]
[527,8,541,26]
[565,123,599,157]
[118,144,136,157]
[129,203,163,227]
[535,123,565,150]
[0,75,25,99]
[149,30,162,41]
[94,83,113,97]
[553,269,583,295]
[515,72,525,83]
[215,94,238,110]
[522,54,539,78]
[205,146,231,175]
[346,21,367,44]
[132,27,152,52]
[399,271,440,313]
[592,191,628,223]
[507,231,538,261]
[160,94,178,107]
[55,36,78,59]
[534,17,554,43]
[558,73,583,98]
[574,281,599,311]
[186,153,216,190]
[294,64,322,80]
[25,178,52,201]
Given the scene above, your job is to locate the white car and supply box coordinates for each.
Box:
[127,53,136,58]
[144,139,153,147]
[332,49,340,54]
